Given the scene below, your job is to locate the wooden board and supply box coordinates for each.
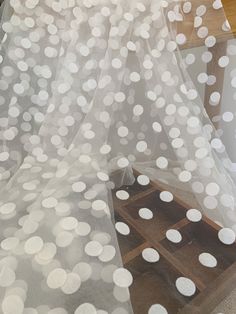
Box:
[111,169,236,314]
[168,0,236,50]
[223,0,236,36]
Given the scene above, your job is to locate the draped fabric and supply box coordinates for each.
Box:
[0,0,236,313]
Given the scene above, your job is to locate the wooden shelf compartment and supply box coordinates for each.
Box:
[115,212,147,258]
[120,190,187,242]
[112,168,236,313]
[160,220,236,287]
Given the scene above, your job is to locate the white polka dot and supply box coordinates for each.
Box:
[99,245,116,262]
[204,196,218,209]
[130,72,141,82]
[231,77,236,88]
[77,96,87,107]
[218,228,236,245]
[117,157,129,168]
[42,197,58,208]
[187,117,199,128]
[92,200,107,211]
[196,5,207,16]
[51,135,61,146]
[156,157,168,169]
[137,175,150,186]
[198,73,208,84]
[185,54,195,65]
[87,79,97,90]
[176,277,196,297]
[161,71,171,82]
[205,183,220,196]
[222,112,234,122]
[1,237,19,251]
[73,263,92,282]
[186,209,202,222]
[221,194,234,208]
[115,222,130,235]
[152,122,162,132]
[218,56,229,68]
[75,303,96,314]
[213,0,223,9]
[137,2,146,11]
[136,141,147,152]
[61,272,81,294]
[143,60,153,70]
[72,181,86,192]
[85,241,103,257]
[97,172,109,181]
[142,248,160,263]
[183,1,192,13]
[3,129,15,141]
[114,92,125,103]
[112,58,122,69]
[133,105,144,116]
[25,0,39,9]
[0,203,16,214]
[0,152,9,161]
[47,268,67,289]
[139,208,153,220]
[197,26,208,39]
[205,36,216,48]
[210,92,221,104]
[0,266,16,287]
[56,231,73,247]
[147,91,157,101]
[199,253,217,268]
[127,41,136,51]
[116,190,129,200]
[75,222,91,236]
[24,236,43,254]
[211,138,223,149]
[60,217,78,230]
[2,295,24,314]
[113,268,133,288]
[160,191,173,202]
[166,229,182,243]
[148,304,168,314]
[194,16,203,28]
[37,242,57,261]
[79,46,89,56]
[176,33,186,45]
[9,107,20,118]
[179,171,191,183]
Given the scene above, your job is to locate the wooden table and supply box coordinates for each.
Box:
[223,0,236,35]
[112,168,236,314]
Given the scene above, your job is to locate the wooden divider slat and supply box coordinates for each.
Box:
[115,201,206,291]
[123,241,151,265]
[112,167,236,313]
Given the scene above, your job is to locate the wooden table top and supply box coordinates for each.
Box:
[173,0,236,49]
[223,0,236,35]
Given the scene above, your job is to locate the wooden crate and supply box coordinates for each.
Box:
[111,169,236,314]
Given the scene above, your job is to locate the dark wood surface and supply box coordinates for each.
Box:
[112,169,236,314]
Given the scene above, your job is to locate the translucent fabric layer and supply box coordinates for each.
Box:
[0,0,236,313]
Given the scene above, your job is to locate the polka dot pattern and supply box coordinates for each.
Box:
[0,1,235,313]
[175,277,196,297]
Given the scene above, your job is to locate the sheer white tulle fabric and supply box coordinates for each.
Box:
[0,0,236,313]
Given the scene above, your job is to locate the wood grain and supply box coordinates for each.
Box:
[112,168,236,314]
[172,0,236,50]
[223,0,236,36]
